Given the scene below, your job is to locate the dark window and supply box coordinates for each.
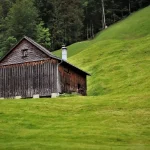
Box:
[22,49,28,57]
[64,67,69,73]
[78,84,81,90]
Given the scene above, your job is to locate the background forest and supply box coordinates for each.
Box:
[0,0,149,56]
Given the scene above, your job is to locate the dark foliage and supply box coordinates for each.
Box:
[0,0,149,55]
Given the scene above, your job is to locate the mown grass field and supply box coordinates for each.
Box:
[0,94,150,150]
[0,7,150,150]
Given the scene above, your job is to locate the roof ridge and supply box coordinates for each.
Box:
[0,36,90,75]
[24,36,52,54]
[24,36,62,60]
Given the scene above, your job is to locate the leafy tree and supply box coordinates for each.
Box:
[4,36,17,51]
[34,0,53,27]
[0,0,15,18]
[35,0,84,50]
[5,0,39,40]
[36,22,51,50]
[0,36,17,56]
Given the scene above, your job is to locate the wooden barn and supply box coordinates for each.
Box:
[0,36,90,99]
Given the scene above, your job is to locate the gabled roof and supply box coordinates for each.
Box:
[0,36,90,76]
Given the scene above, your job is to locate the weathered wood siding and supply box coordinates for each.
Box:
[0,59,57,98]
[0,39,49,66]
[59,64,87,95]
[0,38,88,98]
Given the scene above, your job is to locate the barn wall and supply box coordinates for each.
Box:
[59,64,87,95]
[0,39,49,66]
[0,59,57,98]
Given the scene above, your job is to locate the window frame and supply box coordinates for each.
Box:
[22,49,28,57]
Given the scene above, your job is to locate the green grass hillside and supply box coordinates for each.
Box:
[54,6,150,96]
[0,95,150,150]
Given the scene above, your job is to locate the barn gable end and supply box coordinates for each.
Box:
[0,39,50,66]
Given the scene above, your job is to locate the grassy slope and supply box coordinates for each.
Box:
[54,6,150,96]
[54,40,92,58]
[0,7,150,150]
[0,95,150,150]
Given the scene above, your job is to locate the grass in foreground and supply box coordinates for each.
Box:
[0,94,150,150]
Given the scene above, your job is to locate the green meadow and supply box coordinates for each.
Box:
[0,95,150,150]
[0,7,150,150]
